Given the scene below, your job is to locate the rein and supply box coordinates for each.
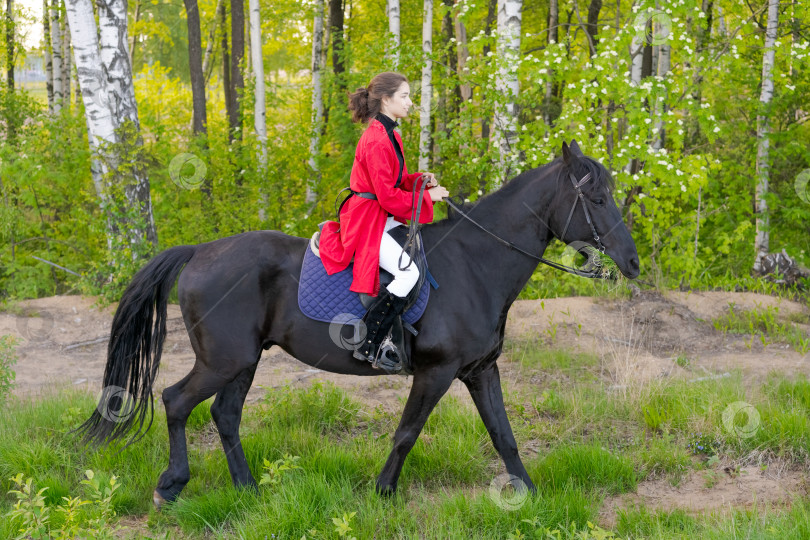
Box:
[443,171,609,280]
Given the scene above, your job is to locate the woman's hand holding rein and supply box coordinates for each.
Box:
[420,172,449,202]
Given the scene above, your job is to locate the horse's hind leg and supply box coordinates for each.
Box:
[154,363,239,507]
[210,364,259,489]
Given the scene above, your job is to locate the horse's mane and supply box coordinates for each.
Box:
[438,154,614,226]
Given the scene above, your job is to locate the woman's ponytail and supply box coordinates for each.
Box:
[347,72,408,124]
[348,87,370,123]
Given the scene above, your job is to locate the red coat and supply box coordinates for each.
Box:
[318,118,434,296]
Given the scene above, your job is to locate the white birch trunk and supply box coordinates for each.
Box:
[67,0,156,249]
[388,0,400,67]
[652,2,670,151]
[418,0,433,171]
[454,2,471,102]
[50,0,63,112]
[62,15,71,110]
[97,0,139,128]
[753,0,780,273]
[624,28,645,174]
[65,0,115,201]
[716,4,727,38]
[493,0,522,187]
[629,33,644,87]
[543,0,557,127]
[43,0,54,113]
[249,0,268,219]
[306,0,325,206]
[249,0,266,160]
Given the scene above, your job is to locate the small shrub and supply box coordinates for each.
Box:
[5,470,122,540]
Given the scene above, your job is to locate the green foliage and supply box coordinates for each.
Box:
[259,453,302,486]
[0,335,17,401]
[5,470,121,540]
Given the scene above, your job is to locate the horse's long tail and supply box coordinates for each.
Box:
[76,245,197,447]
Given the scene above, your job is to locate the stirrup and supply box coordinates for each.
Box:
[372,336,404,374]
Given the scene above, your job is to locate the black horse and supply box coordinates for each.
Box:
[78,140,639,507]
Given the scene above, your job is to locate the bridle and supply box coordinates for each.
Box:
[559,171,606,254]
[443,169,609,279]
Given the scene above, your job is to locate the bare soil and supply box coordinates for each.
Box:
[2,290,809,522]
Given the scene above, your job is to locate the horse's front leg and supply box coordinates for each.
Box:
[376,364,456,495]
[462,362,535,492]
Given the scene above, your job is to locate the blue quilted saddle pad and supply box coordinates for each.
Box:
[298,241,430,325]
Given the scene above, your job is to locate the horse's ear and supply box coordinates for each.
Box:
[569,139,585,157]
[562,141,580,166]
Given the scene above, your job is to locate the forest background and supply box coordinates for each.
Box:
[0,0,808,303]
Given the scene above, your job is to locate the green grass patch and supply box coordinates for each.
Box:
[712,302,810,354]
[4,371,810,537]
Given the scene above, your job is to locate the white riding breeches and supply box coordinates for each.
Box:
[379,218,419,298]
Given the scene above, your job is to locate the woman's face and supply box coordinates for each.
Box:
[381,82,412,120]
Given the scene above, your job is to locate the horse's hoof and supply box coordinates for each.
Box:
[153,490,167,511]
[375,482,397,498]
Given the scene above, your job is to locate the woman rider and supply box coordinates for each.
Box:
[318,72,449,369]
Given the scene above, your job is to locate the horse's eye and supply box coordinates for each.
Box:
[593,198,604,205]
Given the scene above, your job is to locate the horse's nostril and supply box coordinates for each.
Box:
[630,257,639,270]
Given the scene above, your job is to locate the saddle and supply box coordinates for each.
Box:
[308,224,431,374]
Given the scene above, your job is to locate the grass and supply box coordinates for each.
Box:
[2,345,810,538]
[712,302,810,354]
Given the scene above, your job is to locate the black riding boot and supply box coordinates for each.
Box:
[353,289,408,373]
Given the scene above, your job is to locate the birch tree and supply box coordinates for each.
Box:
[388,0,400,67]
[306,0,324,205]
[652,2,670,151]
[61,15,71,110]
[753,0,780,273]
[66,0,156,252]
[229,0,245,140]
[250,0,266,158]
[50,0,63,112]
[543,0,557,127]
[480,0,496,140]
[43,0,54,112]
[454,1,470,102]
[418,0,432,171]
[493,0,521,186]
[4,0,12,89]
[184,0,207,135]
